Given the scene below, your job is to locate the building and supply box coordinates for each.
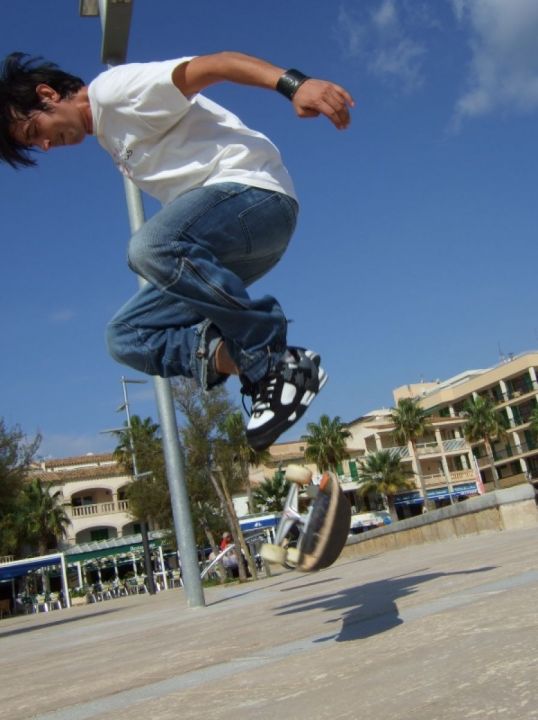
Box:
[31,453,138,547]
[33,351,538,543]
[254,350,538,520]
[403,350,538,487]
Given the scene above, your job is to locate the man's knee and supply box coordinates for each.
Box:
[105,320,131,365]
[126,228,149,277]
[127,226,180,287]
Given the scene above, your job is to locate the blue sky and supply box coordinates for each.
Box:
[2,0,538,458]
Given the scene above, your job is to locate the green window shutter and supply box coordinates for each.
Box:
[336,462,344,476]
[349,460,358,479]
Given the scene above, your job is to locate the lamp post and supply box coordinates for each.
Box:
[118,376,156,594]
[80,0,205,607]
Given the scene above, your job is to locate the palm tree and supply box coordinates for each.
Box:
[19,479,71,556]
[390,397,431,511]
[113,415,161,474]
[220,411,270,513]
[301,415,351,473]
[0,418,41,556]
[252,471,290,513]
[463,396,507,490]
[113,415,171,529]
[358,451,415,521]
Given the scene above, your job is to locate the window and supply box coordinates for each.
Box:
[90,528,109,542]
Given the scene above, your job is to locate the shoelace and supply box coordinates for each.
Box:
[250,377,278,416]
[241,375,277,417]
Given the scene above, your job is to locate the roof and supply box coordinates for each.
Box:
[29,452,129,484]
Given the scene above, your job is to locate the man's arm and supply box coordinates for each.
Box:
[172,52,354,130]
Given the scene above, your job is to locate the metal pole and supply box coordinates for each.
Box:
[60,554,71,609]
[121,179,205,608]
[120,377,156,595]
[80,0,204,608]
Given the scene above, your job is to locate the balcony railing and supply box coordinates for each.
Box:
[442,438,468,452]
[386,446,410,459]
[386,439,470,460]
[416,438,469,456]
[0,555,14,565]
[415,442,441,456]
[422,468,476,487]
[449,469,476,482]
[492,439,538,462]
[71,500,130,518]
[494,379,538,404]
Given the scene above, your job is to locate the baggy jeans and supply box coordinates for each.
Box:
[106,183,298,388]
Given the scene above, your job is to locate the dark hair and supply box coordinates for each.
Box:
[0,52,85,168]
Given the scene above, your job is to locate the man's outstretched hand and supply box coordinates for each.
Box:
[292,79,355,130]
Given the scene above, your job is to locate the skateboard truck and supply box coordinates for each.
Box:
[261,464,351,572]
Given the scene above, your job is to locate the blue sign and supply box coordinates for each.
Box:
[239,516,279,531]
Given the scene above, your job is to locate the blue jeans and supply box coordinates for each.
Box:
[106,183,298,387]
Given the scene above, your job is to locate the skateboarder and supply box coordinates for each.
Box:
[0,51,354,450]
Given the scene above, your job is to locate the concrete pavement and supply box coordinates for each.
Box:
[1,526,538,720]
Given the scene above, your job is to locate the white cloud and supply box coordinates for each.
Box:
[336,1,428,93]
[48,309,76,324]
[372,0,398,31]
[452,0,538,122]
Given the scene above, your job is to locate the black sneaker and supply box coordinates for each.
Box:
[243,347,328,451]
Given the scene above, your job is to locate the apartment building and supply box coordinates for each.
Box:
[31,454,138,547]
[258,351,538,519]
[32,351,538,540]
[402,350,538,488]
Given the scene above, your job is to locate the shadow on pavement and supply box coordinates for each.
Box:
[275,566,496,643]
[0,607,124,639]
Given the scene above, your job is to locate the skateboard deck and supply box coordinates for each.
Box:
[260,465,351,572]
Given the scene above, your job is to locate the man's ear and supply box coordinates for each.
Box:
[35,84,60,104]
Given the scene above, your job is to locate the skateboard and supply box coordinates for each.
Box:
[260,464,351,572]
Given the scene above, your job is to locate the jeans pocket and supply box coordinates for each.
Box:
[239,192,298,257]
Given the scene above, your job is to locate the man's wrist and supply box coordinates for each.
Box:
[276,69,310,100]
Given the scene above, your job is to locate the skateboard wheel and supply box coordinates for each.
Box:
[260,543,288,565]
[285,464,312,486]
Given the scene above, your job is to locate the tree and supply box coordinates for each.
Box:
[173,379,257,581]
[113,415,172,529]
[219,411,270,514]
[252,471,290,513]
[301,414,351,473]
[390,397,432,511]
[357,450,415,521]
[0,419,41,556]
[463,396,507,490]
[19,478,71,556]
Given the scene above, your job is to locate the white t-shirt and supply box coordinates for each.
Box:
[87,58,297,205]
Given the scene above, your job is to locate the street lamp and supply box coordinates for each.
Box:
[79,0,133,65]
[104,376,156,594]
[80,0,205,608]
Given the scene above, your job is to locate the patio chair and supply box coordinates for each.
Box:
[0,598,11,619]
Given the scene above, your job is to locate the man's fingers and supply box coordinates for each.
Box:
[293,80,354,129]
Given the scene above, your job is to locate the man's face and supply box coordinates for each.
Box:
[9,83,90,152]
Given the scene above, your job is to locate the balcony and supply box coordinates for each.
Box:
[386,446,410,459]
[449,469,477,482]
[442,438,469,453]
[495,379,538,405]
[492,439,538,462]
[415,442,441,457]
[70,499,130,518]
[422,468,476,487]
